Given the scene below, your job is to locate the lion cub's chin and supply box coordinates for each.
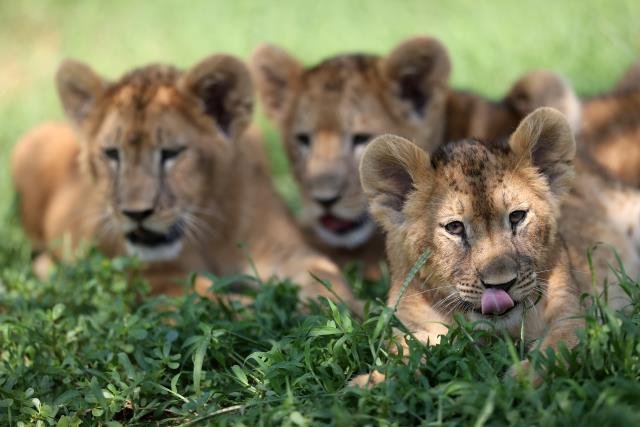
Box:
[313,217,376,249]
[125,240,184,263]
[466,303,526,331]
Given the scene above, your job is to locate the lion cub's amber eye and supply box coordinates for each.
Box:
[295,133,311,148]
[161,147,186,164]
[509,210,527,226]
[444,221,465,236]
[352,133,372,147]
[103,148,119,162]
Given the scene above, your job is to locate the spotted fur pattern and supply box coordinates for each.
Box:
[356,108,640,385]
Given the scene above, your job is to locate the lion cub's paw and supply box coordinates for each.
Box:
[506,359,543,386]
[33,253,55,280]
[349,371,387,388]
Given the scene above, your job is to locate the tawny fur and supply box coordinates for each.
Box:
[250,37,568,279]
[447,69,582,142]
[353,108,640,386]
[513,64,640,187]
[614,60,640,93]
[578,82,640,186]
[11,55,360,311]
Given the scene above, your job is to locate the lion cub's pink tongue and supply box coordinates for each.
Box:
[481,288,514,315]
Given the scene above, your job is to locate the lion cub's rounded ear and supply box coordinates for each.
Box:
[360,134,431,229]
[615,60,640,92]
[508,107,576,196]
[179,55,253,140]
[56,59,107,127]
[250,43,302,123]
[381,37,451,118]
[506,70,581,133]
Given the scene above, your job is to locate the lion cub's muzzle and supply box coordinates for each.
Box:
[306,169,376,248]
[125,221,184,247]
[120,207,185,262]
[476,256,519,316]
[479,277,517,316]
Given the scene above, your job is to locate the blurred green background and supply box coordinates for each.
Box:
[1,0,639,209]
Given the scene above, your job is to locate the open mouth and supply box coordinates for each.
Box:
[319,212,369,235]
[125,221,184,247]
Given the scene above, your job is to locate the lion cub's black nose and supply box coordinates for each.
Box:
[315,196,340,209]
[122,209,154,223]
[481,277,517,292]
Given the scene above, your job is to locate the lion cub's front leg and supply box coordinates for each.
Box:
[348,329,445,388]
[350,297,450,388]
[507,265,583,383]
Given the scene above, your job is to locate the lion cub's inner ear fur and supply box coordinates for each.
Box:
[56,59,107,127]
[508,107,576,196]
[381,37,451,117]
[179,55,254,140]
[360,134,431,229]
[250,43,302,123]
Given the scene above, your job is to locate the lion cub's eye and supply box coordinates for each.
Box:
[161,147,186,164]
[444,221,465,236]
[509,210,527,227]
[295,133,311,148]
[103,148,119,162]
[352,133,373,147]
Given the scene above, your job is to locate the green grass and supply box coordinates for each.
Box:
[1,1,640,425]
[2,226,640,425]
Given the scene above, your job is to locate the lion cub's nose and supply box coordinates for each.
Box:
[315,196,341,209]
[122,208,154,223]
[478,256,518,291]
[481,276,517,292]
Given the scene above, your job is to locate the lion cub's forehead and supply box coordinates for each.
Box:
[303,54,379,90]
[103,65,185,117]
[299,54,382,104]
[96,65,195,145]
[296,54,388,129]
[431,140,516,214]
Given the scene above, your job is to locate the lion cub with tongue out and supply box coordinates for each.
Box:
[353,107,640,385]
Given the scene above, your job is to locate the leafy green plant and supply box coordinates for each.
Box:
[1,221,639,425]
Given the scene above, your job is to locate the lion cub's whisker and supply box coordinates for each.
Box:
[400,284,457,300]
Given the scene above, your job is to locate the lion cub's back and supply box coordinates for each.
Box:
[580,89,640,186]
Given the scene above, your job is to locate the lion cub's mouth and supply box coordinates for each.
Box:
[473,302,519,318]
[125,221,184,247]
[319,212,369,235]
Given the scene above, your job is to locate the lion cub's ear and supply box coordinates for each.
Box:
[360,134,431,229]
[615,60,640,92]
[56,59,107,127]
[381,37,451,119]
[179,55,254,140]
[508,107,576,196]
[250,44,302,123]
[506,70,581,133]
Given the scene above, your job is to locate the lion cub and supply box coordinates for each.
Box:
[250,37,452,277]
[509,64,640,187]
[11,55,359,309]
[355,107,640,384]
[250,37,580,279]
